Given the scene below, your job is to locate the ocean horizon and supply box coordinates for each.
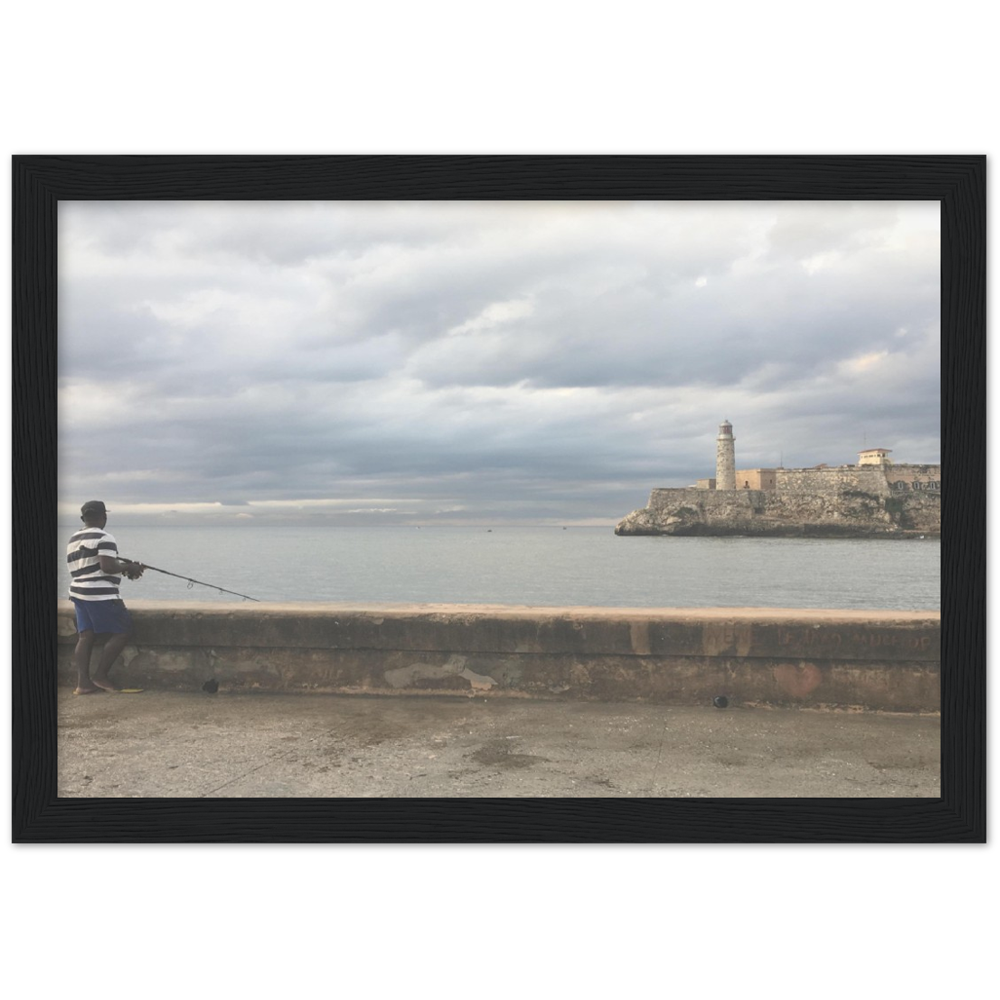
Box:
[57,524,941,611]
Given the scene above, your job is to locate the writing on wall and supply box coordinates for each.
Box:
[891,479,941,492]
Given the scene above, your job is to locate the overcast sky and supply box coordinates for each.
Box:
[57,200,940,527]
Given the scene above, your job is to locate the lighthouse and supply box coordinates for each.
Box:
[716,420,736,490]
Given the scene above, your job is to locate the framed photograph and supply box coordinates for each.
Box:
[12,153,986,845]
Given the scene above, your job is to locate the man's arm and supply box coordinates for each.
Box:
[98,555,145,580]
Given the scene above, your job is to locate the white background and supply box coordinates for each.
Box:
[4,860,997,1000]
[0,0,997,143]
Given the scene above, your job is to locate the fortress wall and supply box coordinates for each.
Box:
[625,485,938,535]
[649,487,725,507]
[735,469,777,491]
[56,600,940,712]
[774,467,891,496]
[888,465,942,492]
[647,487,883,525]
[666,465,941,500]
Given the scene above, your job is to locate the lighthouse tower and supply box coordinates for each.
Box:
[716,420,736,490]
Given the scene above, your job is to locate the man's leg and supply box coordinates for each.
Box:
[91,631,131,692]
[73,630,101,694]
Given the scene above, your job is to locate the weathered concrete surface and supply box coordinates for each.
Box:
[56,691,940,798]
[57,601,940,712]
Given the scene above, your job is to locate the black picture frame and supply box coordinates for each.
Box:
[12,154,985,843]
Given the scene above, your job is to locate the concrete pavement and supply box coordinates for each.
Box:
[57,689,940,798]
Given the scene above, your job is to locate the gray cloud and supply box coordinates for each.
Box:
[57,200,940,525]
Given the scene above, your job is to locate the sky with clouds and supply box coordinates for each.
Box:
[57,199,940,526]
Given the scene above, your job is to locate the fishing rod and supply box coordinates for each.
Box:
[119,558,261,602]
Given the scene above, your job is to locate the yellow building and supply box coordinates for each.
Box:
[858,448,892,467]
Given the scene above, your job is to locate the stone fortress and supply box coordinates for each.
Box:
[615,421,941,537]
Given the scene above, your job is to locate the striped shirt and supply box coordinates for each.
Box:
[67,527,122,600]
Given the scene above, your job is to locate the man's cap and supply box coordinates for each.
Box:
[81,500,108,516]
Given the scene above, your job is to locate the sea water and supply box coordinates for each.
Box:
[58,525,941,610]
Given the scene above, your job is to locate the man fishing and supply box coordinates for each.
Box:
[66,500,146,693]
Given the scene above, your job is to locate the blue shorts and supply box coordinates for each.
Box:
[72,598,133,635]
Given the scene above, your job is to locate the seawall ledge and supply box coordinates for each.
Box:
[56,601,940,712]
[69,599,939,621]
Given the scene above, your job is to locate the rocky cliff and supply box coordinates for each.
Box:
[615,487,940,538]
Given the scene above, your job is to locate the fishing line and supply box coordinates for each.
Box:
[119,559,260,602]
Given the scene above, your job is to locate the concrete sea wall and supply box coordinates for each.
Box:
[57,600,940,712]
